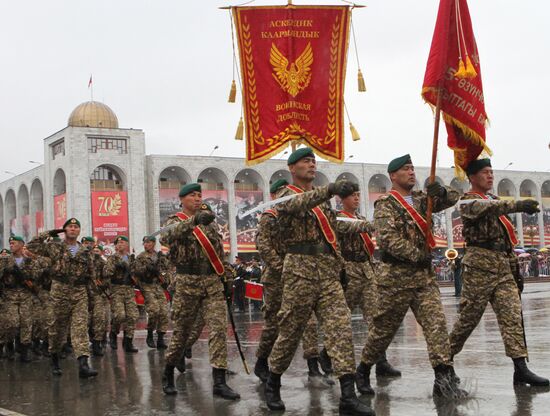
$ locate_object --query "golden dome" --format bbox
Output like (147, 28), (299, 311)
(68, 101), (119, 128)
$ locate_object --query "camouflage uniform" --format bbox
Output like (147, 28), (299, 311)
(450, 193), (527, 358)
(256, 208), (320, 361)
(89, 254), (109, 342)
(32, 256), (53, 343)
(131, 251), (170, 333)
(104, 253), (139, 338)
(161, 213), (229, 369)
(268, 185), (371, 378)
(361, 189), (458, 368)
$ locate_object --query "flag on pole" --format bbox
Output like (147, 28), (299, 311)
(422, 0), (490, 177)
(88, 75), (93, 88)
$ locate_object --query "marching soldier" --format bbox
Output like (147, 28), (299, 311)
(131, 236), (170, 350)
(336, 184), (401, 380)
(29, 218), (98, 378)
(356, 155), (464, 398)
(449, 158), (549, 386)
(265, 147), (374, 416)
(160, 183), (240, 400)
(104, 236), (139, 353)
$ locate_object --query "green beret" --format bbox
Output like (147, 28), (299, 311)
(0, 249), (11, 255)
(81, 236), (95, 243)
(142, 235), (156, 243)
(388, 154), (412, 173)
(63, 218), (81, 229)
(466, 158), (491, 176)
(287, 147), (315, 165)
(114, 235), (129, 244)
(199, 203), (213, 212)
(270, 179), (289, 194)
(95, 245), (104, 251)
(9, 236), (24, 243)
(179, 183), (201, 198)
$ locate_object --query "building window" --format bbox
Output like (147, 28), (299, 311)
(51, 139), (65, 159)
(88, 137), (128, 154)
(90, 166), (123, 191)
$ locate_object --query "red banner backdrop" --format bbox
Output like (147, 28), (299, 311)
(91, 191), (129, 247)
(158, 188), (181, 226)
(451, 208), (465, 248)
(21, 215), (31, 242)
(234, 6), (350, 164)
(202, 190), (230, 253)
(236, 190), (264, 253)
(53, 193), (67, 229)
(35, 211), (44, 235)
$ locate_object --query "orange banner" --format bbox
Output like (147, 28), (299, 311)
(54, 193), (67, 229)
(234, 5), (350, 164)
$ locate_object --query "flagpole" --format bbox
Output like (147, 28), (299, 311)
(425, 85), (442, 251)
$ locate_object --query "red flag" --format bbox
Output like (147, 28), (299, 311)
(245, 281), (263, 301)
(88, 75), (93, 88)
(422, 0), (490, 177)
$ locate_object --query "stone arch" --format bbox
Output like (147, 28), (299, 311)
(497, 178), (516, 198)
(5, 189), (16, 236)
(198, 167), (229, 191)
(17, 184), (30, 240)
(520, 179), (537, 199)
(313, 171), (329, 187)
(30, 179), (44, 234)
(0, 195), (4, 247)
(53, 168), (66, 196)
(90, 164), (126, 191)
(368, 174), (391, 219)
(198, 168), (230, 252)
(269, 170), (292, 186)
(520, 179), (539, 247)
(336, 172), (360, 184)
(158, 166), (192, 226)
(450, 177), (469, 194)
(234, 169), (265, 255)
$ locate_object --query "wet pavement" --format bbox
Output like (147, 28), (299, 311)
(1, 282), (550, 416)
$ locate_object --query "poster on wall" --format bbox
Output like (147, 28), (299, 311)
(235, 190), (264, 253)
(9, 218), (17, 236)
(451, 208), (464, 248)
(433, 212), (448, 247)
(159, 188), (180, 226)
(54, 193), (67, 229)
(21, 215), (31, 242)
(202, 189), (230, 253)
(91, 191), (129, 255)
(543, 197), (550, 246)
(35, 211), (44, 234)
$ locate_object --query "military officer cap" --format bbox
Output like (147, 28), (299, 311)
(9, 235), (24, 243)
(63, 218), (81, 229)
(287, 147), (315, 165)
(81, 236), (94, 243)
(114, 235), (129, 244)
(466, 158), (491, 176)
(0, 248), (11, 255)
(387, 154), (412, 173)
(179, 183), (201, 198)
(270, 179), (289, 194)
(142, 235), (156, 243)
(199, 202), (213, 212)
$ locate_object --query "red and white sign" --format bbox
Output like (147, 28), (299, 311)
(91, 191), (129, 246)
(54, 193), (67, 229)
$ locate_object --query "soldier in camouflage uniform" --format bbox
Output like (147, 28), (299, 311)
(104, 235), (139, 353)
(356, 155), (465, 398)
(265, 147), (374, 416)
(254, 178), (329, 385)
(28, 218), (98, 378)
(30, 254), (52, 357)
(0, 236), (42, 362)
(336, 184), (401, 378)
(160, 183), (239, 400)
(449, 158), (549, 386)
(131, 235), (170, 350)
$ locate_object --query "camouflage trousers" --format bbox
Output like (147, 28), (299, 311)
(361, 280), (451, 368)
(450, 249), (527, 358)
(111, 285), (139, 338)
(49, 282), (90, 357)
(142, 283), (169, 333)
(32, 290), (52, 341)
(1, 288), (34, 344)
(269, 253), (355, 378)
(343, 261), (377, 328)
(257, 269), (320, 360)
(165, 273), (228, 369)
(90, 293), (110, 341)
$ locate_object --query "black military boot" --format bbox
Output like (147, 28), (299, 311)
(109, 331), (118, 350)
(254, 356), (269, 382)
(20, 344), (32, 363)
(212, 368), (240, 400)
(162, 365), (177, 395)
(513, 357), (550, 386)
(265, 371), (285, 411)
(156, 332), (167, 349)
(6, 341), (15, 361)
(15, 335), (22, 354)
(375, 355), (401, 377)
(124, 337), (138, 353)
(51, 353), (62, 376)
(78, 355), (98, 378)
(356, 362), (374, 395)
(63, 340), (73, 355)
(176, 354), (186, 373)
(32, 338), (42, 356)
(307, 357), (324, 378)
(92, 340), (104, 357)
(146, 330), (156, 348)
(339, 373), (376, 416)
(185, 348), (192, 359)
(319, 347), (334, 375)
(433, 364), (468, 399)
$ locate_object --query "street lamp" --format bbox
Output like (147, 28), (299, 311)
(4, 171), (16, 176)
(279, 150), (289, 159)
(503, 162), (513, 170)
(208, 145), (219, 157)
(29, 160), (41, 165)
(346, 155), (354, 161)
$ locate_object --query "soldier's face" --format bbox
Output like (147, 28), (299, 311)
(82, 241), (93, 249)
(391, 164), (416, 190)
(469, 167), (493, 192)
(116, 240), (129, 253)
(342, 191), (361, 211)
(143, 241), (155, 252)
(180, 191), (202, 213)
(92, 248), (102, 255)
(289, 157), (316, 182)
(9, 240), (24, 253)
(64, 224), (81, 239)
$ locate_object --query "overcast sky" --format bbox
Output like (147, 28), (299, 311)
(0, 0), (548, 181)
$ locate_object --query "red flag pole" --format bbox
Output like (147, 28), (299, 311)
(425, 85), (442, 251)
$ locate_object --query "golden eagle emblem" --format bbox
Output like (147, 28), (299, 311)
(270, 42), (313, 97)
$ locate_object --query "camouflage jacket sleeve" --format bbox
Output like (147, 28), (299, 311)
(103, 255), (120, 279)
(158, 253), (171, 273)
(257, 213), (283, 272)
(374, 196), (427, 263)
(276, 186), (332, 216)
(159, 215), (195, 247)
(459, 193), (517, 220)
(21, 256), (45, 281)
(417, 186), (460, 213)
(131, 252), (149, 278)
(26, 231), (52, 255)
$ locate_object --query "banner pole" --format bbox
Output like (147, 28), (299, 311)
(425, 85), (442, 251)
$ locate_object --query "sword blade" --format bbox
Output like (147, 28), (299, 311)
(241, 193), (300, 217)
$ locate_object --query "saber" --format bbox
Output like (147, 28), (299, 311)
(241, 193), (301, 217)
(149, 222), (180, 238)
(336, 217), (362, 222)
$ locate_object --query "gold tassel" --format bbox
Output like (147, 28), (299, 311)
(357, 69), (366, 92)
(349, 123), (360, 141)
(228, 80), (237, 103)
(235, 117), (244, 140)
(455, 58), (467, 78)
(465, 56), (478, 78)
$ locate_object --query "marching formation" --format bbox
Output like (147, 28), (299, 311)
(0, 147), (548, 416)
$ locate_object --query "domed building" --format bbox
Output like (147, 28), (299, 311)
(68, 101), (119, 129)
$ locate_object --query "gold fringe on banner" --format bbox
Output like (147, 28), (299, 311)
(228, 80), (237, 103)
(464, 56), (478, 78)
(455, 58), (467, 78)
(235, 117), (244, 140)
(357, 69), (366, 92)
(349, 123), (360, 141)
